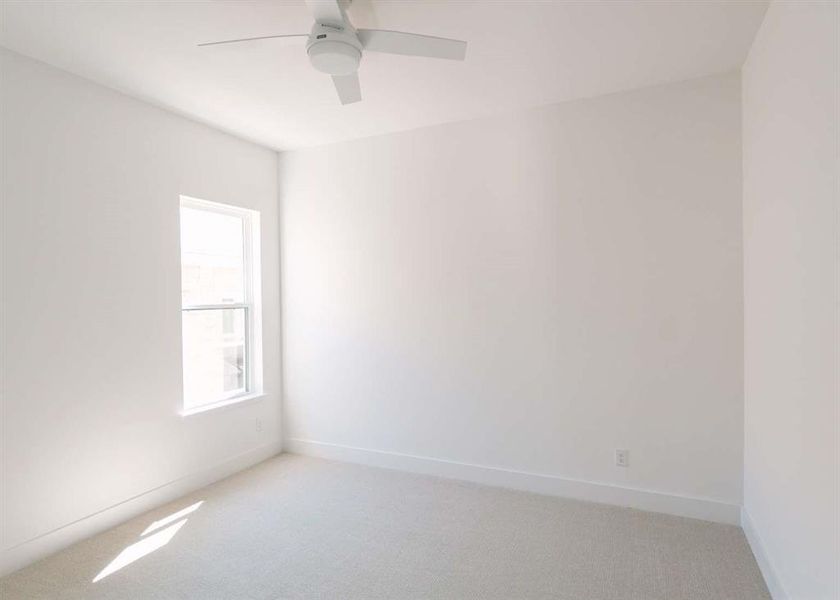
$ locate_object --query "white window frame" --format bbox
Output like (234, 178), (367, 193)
(179, 195), (263, 416)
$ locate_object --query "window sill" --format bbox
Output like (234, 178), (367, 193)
(180, 392), (266, 417)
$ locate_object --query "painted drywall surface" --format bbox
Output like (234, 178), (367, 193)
(742, 2), (839, 599)
(0, 1), (769, 150)
(280, 73), (744, 505)
(0, 49), (282, 554)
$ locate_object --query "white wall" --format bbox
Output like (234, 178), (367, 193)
(742, 2), (839, 599)
(0, 49), (282, 574)
(280, 73), (744, 518)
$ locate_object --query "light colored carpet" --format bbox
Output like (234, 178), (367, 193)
(2, 454), (770, 600)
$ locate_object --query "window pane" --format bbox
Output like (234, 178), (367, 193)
(180, 206), (245, 306)
(182, 308), (247, 408)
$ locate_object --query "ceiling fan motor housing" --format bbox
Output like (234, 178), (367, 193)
(306, 23), (362, 75)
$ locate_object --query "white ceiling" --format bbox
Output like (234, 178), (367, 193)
(0, 0), (768, 150)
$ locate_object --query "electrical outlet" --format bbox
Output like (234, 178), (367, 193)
(255, 418), (263, 433)
(615, 449), (629, 467)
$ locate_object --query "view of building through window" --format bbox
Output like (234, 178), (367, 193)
(180, 199), (258, 411)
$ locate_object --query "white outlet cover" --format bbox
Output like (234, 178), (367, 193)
(615, 449), (629, 467)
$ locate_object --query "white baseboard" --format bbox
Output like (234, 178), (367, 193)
(741, 507), (789, 600)
(0, 440), (282, 578)
(285, 438), (741, 525)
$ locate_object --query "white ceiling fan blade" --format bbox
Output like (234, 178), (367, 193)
(332, 73), (361, 104)
(198, 34), (308, 47)
(357, 29), (466, 60)
(305, 0), (347, 26)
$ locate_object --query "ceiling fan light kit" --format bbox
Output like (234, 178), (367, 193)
(306, 23), (363, 76)
(199, 0), (467, 105)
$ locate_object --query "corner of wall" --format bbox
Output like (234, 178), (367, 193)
(740, 507), (789, 600)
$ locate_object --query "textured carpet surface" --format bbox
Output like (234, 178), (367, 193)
(2, 454), (770, 599)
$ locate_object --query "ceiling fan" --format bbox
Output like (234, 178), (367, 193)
(198, 0), (467, 105)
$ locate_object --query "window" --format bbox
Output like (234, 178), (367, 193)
(179, 196), (262, 413)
